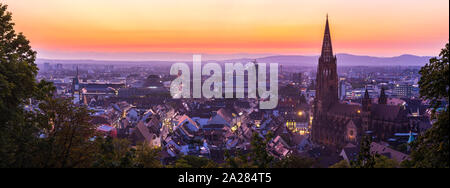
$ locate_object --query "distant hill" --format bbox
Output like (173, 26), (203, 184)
(251, 54), (431, 66)
(335, 53), (432, 66)
(36, 53), (432, 67)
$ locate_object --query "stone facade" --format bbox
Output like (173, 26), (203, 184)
(312, 17), (410, 148)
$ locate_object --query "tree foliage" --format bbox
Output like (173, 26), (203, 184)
(92, 137), (135, 168)
(329, 160), (350, 168)
(373, 155), (398, 168)
(408, 110), (449, 168)
(273, 154), (315, 168)
(34, 98), (100, 168)
(0, 4), (165, 168)
(0, 3), (54, 167)
(418, 43), (449, 110)
(250, 131), (274, 168)
(171, 155), (218, 168)
(351, 136), (376, 168)
(223, 150), (255, 168)
(349, 136), (400, 168)
(408, 43), (449, 168)
(133, 143), (163, 168)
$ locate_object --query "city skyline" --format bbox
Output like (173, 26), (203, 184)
(2, 0), (449, 60)
(1, 1), (448, 170)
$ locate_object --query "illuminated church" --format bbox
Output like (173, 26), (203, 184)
(311, 16), (411, 148)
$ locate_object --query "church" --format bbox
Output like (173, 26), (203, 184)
(311, 16), (411, 148)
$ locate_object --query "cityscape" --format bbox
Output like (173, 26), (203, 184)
(0, 0), (448, 170)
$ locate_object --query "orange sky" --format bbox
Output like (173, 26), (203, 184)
(2, 0), (449, 60)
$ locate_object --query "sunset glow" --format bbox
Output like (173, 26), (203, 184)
(3, 0), (449, 59)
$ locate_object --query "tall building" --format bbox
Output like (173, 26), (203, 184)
(378, 87), (387, 104)
(314, 15), (338, 115)
(393, 84), (413, 97)
(72, 66), (81, 104)
(339, 79), (347, 100)
(56, 63), (63, 70)
(292, 73), (303, 84)
(312, 16), (411, 148)
(43, 63), (51, 72)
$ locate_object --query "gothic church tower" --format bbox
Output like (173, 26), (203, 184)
(314, 15), (338, 114)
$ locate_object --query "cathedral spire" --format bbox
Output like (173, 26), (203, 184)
(362, 89), (371, 111)
(364, 89), (370, 99)
(312, 15), (339, 143)
(314, 16), (338, 113)
(378, 87), (387, 104)
(321, 14), (333, 58)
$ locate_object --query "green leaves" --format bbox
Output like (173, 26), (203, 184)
(408, 110), (449, 168)
(172, 155), (217, 168)
(407, 42), (449, 168)
(418, 43), (449, 111)
(352, 136), (376, 168)
(329, 160), (350, 168)
(250, 132), (274, 168)
(0, 3), (45, 168)
(273, 154), (315, 168)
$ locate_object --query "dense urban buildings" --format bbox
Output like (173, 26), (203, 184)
(30, 17), (438, 168)
(312, 17), (418, 151)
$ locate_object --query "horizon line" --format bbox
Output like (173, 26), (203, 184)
(35, 52), (434, 63)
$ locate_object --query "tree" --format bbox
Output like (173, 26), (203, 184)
(172, 155), (218, 168)
(250, 131), (274, 168)
(223, 150), (255, 168)
(418, 43), (449, 110)
(0, 3), (38, 117)
(273, 154), (315, 168)
(408, 43), (449, 168)
(92, 137), (136, 168)
(0, 3), (167, 168)
(133, 143), (163, 168)
(352, 136), (376, 168)
(329, 160), (350, 168)
(373, 155), (398, 168)
(33, 98), (100, 168)
(222, 132), (278, 168)
(350, 136), (400, 168)
(0, 3), (54, 167)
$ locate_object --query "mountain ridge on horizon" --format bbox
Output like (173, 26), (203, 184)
(36, 53), (433, 67)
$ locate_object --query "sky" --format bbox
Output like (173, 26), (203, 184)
(2, 0), (449, 60)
